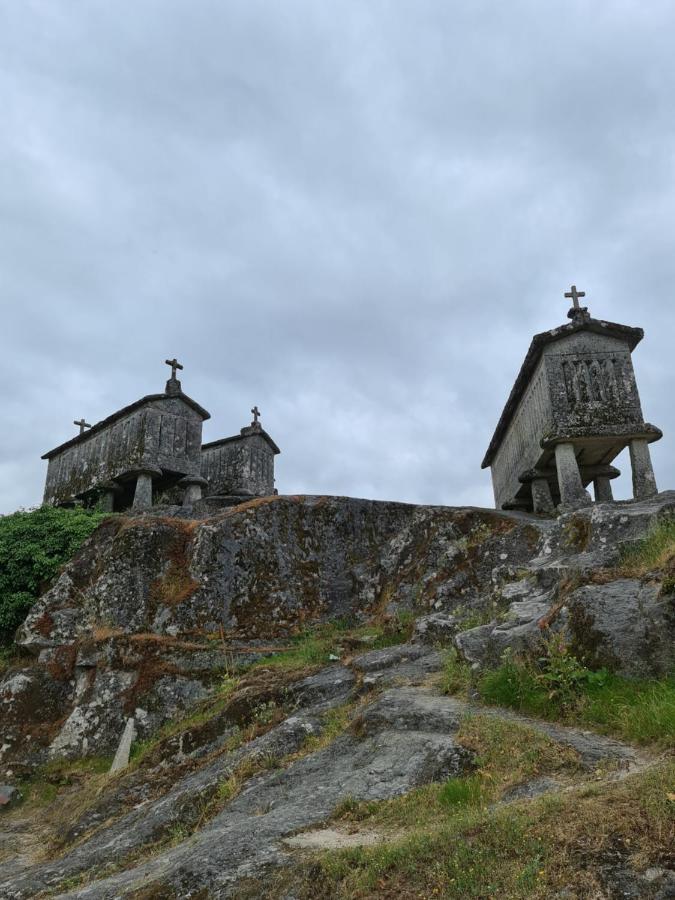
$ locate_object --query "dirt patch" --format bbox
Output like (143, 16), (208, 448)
(283, 827), (399, 850)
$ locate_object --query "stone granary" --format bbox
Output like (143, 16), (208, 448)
(481, 287), (662, 513)
(41, 360), (280, 511)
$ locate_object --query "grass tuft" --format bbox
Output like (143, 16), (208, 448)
(440, 647), (472, 697)
(618, 515), (675, 577)
(257, 615), (414, 671)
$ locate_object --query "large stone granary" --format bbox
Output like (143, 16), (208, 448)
(41, 360), (280, 511)
(482, 287), (662, 513)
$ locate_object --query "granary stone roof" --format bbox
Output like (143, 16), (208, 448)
(42, 390), (211, 460)
(481, 315), (644, 469)
(202, 424), (281, 455)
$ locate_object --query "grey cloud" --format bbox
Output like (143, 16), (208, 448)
(1, 0), (673, 514)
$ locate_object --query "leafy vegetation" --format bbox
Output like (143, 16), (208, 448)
(0, 506), (110, 644)
(478, 640), (675, 746)
(618, 514), (675, 577)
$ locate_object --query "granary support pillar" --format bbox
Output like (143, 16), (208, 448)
(554, 442), (591, 508)
(531, 477), (555, 514)
(629, 439), (658, 499)
(179, 475), (208, 506)
(99, 481), (120, 513)
(132, 468), (161, 510)
(593, 476), (614, 503)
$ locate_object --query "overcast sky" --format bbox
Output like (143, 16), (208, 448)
(1, 1), (673, 515)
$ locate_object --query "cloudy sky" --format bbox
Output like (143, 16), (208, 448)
(1, 1), (673, 515)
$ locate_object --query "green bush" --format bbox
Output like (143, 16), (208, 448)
(0, 506), (109, 644)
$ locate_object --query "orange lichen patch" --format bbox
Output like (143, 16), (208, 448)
(45, 644), (78, 682)
(121, 656), (181, 714)
(126, 633), (214, 651)
(116, 516), (200, 536)
(148, 526), (200, 607)
(150, 568), (199, 607)
(92, 625), (125, 642)
(33, 612), (55, 638)
(537, 602), (564, 631)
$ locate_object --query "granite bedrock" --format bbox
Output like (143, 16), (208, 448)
(1, 491), (673, 775)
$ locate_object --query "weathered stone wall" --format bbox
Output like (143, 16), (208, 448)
(543, 332), (643, 433)
(43, 397), (205, 506)
(491, 357), (552, 509)
(201, 432), (275, 496)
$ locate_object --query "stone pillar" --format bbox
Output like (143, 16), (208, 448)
(629, 438), (658, 499)
(593, 476), (614, 503)
(531, 477), (555, 514)
(132, 471), (156, 510)
(179, 475), (208, 506)
(554, 442), (591, 508)
(98, 481), (120, 513)
(99, 489), (116, 513)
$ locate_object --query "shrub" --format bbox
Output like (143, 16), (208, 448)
(0, 506), (109, 644)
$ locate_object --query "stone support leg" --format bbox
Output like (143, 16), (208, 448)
(554, 442), (591, 508)
(593, 476), (614, 503)
(99, 489), (116, 513)
(629, 439), (658, 499)
(179, 476), (208, 507)
(183, 483), (202, 504)
(531, 478), (555, 514)
(132, 472), (154, 510)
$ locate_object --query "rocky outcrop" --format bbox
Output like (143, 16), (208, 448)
(0, 492), (673, 899)
(455, 493), (675, 676)
(1, 492), (674, 775)
(0, 644), (656, 900)
(1, 496), (542, 771)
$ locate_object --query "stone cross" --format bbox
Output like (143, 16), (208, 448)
(564, 285), (586, 310)
(165, 358), (184, 380)
(251, 405), (261, 424)
(74, 418), (91, 435)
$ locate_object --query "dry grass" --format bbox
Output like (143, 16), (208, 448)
(268, 753), (673, 899)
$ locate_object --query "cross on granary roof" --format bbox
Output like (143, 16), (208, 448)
(564, 284), (586, 310)
(251, 405), (261, 424)
(165, 358), (184, 380)
(74, 418), (91, 435)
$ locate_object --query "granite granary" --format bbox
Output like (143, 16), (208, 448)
(41, 360), (280, 511)
(482, 287), (662, 513)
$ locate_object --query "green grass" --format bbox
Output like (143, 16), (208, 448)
(438, 775), (483, 808)
(17, 754), (113, 807)
(270, 753), (674, 899)
(440, 647), (473, 696)
(478, 655), (675, 746)
(330, 716), (580, 831)
(257, 615), (414, 671)
(618, 514), (675, 576)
